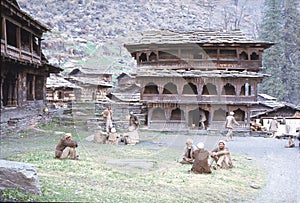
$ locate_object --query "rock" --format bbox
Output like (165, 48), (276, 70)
(0, 160), (41, 195)
(250, 183), (261, 189)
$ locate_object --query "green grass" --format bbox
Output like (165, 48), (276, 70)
(1, 123), (266, 202)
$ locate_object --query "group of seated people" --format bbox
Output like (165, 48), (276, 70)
(179, 139), (233, 174)
(93, 126), (140, 145)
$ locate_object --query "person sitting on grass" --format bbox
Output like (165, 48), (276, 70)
(179, 138), (197, 164)
(285, 135), (295, 148)
(55, 133), (78, 160)
(191, 142), (211, 174)
(107, 127), (120, 145)
(209, 140), (233, 170)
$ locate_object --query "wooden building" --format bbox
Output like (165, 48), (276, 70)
(66, 68), (112, 101)
(46, 73), (81, 105)
(124, 30), (274, 131)
(1, 0), (61, 132)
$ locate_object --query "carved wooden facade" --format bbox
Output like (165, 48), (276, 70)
(1, 0), (61, 110)
(124, 30), (274, 131)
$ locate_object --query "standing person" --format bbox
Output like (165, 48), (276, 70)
(199, 110), (206, 130)
(225, 111), (240, 141)
(102, 105), (113, 133)
(268, 117), (279, 138)
(209, 140), (233, 170)
(129, 111), (139, 130)
(179, 138), (197, 164)
(55, 133), (78, 160)
(191, 142), (211, 174)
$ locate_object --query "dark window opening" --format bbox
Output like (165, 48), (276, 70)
(35, 76), (44, 100)
(213, 108), (226, 121)
(163, 82), (178, 94)
(239, 51), (248, 60)
(21, 29), (31, 52)
(6, 21), (17, 47)
(240, 83), (252, 96)
(58, 91), (63, 99)
(139, 53), (147, 62)
(204, 49), (217, 59)
(220, 50), (237, 59)
(1, 17), (4, 40)
(149, 52), (157, 61)
(221, 83), (236, 95)
(182, 82), (197, 94)
(152, 108), (166, 120)
(170, 108), (184, 120)
(250, 52), (259, 60)
(2, 72), (17, 107)
(27, 74), (34, 100)
(144, 83), (159, 94)
(234, 108), (245, 121)
(188, 108), (208, 128)
(202, 83), (217, 95)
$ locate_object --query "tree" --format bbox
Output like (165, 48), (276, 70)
(259, 0), (300, 105)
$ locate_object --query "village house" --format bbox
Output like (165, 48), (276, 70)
(124, 30), (274, 133)
(66, 68), (112, 102)
(1, 0), (61, 133)
(46, 73), (81, 108)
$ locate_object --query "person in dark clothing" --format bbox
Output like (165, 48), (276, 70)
(129, 112), (139, 130)
(191, 142), (211, 174)
(55, 133), (78, 160)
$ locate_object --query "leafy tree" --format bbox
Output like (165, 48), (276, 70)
(259, 0), (300, 105)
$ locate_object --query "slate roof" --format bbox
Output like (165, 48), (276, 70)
(124, 30), (274, 47)
(69, 76), (112, 87)
(46, 74), (81, 89)
(136, 68), (268, 78)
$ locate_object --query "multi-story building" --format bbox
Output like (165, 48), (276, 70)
(124, 30), (274, 132)
(1, 0), (61, 132)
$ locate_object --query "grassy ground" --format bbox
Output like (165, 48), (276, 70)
(0, 122), (266, 202)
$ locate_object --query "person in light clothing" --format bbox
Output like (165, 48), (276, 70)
(225, 111), (240, 141)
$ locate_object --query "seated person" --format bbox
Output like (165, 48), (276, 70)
(93, 126), (108, 144)
(107, 127), (120, 145)
(122, 126), (139, 145)
(285, 135), (295, 148)
(210, 140), (233, 170)
(179, 138), (197, 164)
(55, 133), (78, 160)
(191, 142), (211, 174)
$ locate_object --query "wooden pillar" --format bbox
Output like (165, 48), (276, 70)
(38, 38), (42, 58)
(32, 75), (36, 100)
(16, 26), (21, 54)
(0, 76), (4, 108)
(2, 17), (7, 50)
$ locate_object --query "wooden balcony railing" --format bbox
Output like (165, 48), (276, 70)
(139, 59), (261, 71)
(142, 94), (257, 104)
(1, 40), (41, 64)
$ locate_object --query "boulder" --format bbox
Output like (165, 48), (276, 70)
(0, 160), (41, 195)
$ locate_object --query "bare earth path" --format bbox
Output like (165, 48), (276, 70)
(0, 130), (299, 202)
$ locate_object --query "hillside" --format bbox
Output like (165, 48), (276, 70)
(18, 0), (264, 75)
